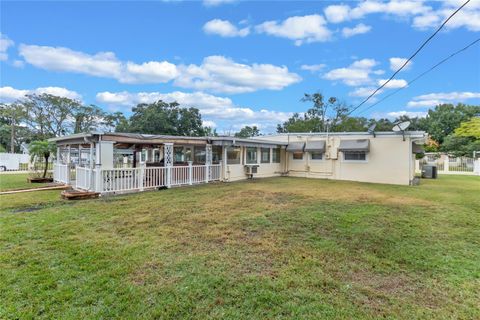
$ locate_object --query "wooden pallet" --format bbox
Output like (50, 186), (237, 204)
(61, 190), (100, 200)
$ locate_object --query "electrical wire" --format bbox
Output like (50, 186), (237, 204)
(356, 37), (480, 116)
(347, 0), (472, 116)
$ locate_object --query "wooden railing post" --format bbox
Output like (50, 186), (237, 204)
(188, 161), (193, 185)
(139, 164), (145, 191)
(444, 155), (450, 173)
(164, 143), (173, 188)
(205, 144), (212, 183)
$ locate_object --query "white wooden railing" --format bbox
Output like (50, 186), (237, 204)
(84, 164), (222, 194)
(76, 167), (95, 190)
(53, 163), (69, 184)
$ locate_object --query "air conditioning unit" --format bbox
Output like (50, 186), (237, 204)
(244, 165), (259, 179)
(421, 165), (438, 179)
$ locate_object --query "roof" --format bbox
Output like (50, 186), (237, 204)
(257, 131), (427, 139)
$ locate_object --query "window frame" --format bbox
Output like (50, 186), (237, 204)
(260, 148), (270, 163)
(342, 151), (368, 162)
(272, 148), (281, 163)
(246, 147), (258, 164)
(292, 152), (304, 160)
(226, 146), (241, 165)
(310, 151), (323, 160)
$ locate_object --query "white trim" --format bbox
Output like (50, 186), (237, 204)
(341, 151), (369, 163)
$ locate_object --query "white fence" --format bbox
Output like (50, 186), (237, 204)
(73, 164), (222, 194)
(53, 163), (70, 184)
(416, 153), (480, 176)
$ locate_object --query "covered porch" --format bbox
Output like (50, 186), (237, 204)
(51, 133), (222, 195)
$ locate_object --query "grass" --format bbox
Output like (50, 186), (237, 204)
(0, 173), (51, 192)
(0, 175), (479, 319)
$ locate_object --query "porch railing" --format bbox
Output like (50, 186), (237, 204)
(415, 154), (480, 175)
(74, 163), (222, 194)
(53, 163), (70, 184)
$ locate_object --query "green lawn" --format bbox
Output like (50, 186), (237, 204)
(1, 175), (479, 319)
(0, 173), (50, 192)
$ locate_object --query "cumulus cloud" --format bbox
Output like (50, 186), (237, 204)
(377, 78), (408, 89)
(413, 0), (480, 31)
(255, 14), (332, 46)
(324, 4), (351, 23)
(203, 19), (249, 37)
(341, 23), (371, 38)
(349, 86), (383, 98)
(0, 33), (14, 61)
(407, 91), (480, 108)
(389, 57), (412, 71)
(174, 55), (301, 94)
(18, 44), (178, 84)
(323, 58), (379, 86)
(386, 111), (427, 118)
(0, 86), (82, 103)
(300, 64), (326, 72)
(18, 44), (300, 94)
(96, 90), (292, 132)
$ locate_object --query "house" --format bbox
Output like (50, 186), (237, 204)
(49, 131), (426, 194)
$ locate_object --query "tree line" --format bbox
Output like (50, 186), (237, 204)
(1, 92), (479, 157)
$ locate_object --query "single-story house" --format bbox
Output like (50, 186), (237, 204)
(49, 131), (426, 194)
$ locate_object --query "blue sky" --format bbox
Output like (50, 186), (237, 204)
(1, 0), (479, 133)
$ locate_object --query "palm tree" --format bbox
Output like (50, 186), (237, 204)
(29, 140), (56, 179)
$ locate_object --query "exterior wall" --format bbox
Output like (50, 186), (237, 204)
(257, 134), (415, 185)
(224, 146), (285, 181)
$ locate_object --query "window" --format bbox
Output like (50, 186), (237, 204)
(227, 146), (241, 164)
(343, 151), (367, 161)
(293, 152), (303, 160)
(246, 147), (258, 164)
(272, 148), (281, 163)
(193, 146), (205, 163)
(185, 147), (193, 162)
(310, 152), (323, 160)
(174, 147), (184, 163)
(212, 146), (222, 164)
(261, 148), (270, 163)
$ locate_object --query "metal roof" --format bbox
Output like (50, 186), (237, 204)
(304, 140), (326, 152)
(338, 139), (370, 152)
(286, 142), (305, 152)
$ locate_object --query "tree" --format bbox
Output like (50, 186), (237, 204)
(277, 93), (350, 133)
(73, 104), (108, 134)
(29, 140), (56, 178)
(104, 112), (128, 132)
(22, 94), (82, 139)
(0, 103), (27, 153)
(454, 117), (480, 138)
(118, 100), (207, 136)
(235, 126), (260, 138)
(423, 103), (480, 144)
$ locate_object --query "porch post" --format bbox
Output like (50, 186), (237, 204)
(205, 144), (212, 183)
(89, 143), (95, 191)
(188, 161), (193, 185)
(222, 146), (228, 181)
(164, 143), (173, 188)
(474, 159), (480, 176)
(66, 145), (71, 185)
(56, 146), (60, 164)
(94, 142), (102, 193)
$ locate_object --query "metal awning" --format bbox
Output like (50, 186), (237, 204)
(286, 142), (305, 152)
(304, 140), (326, 152)
(338, 139), (370, 152)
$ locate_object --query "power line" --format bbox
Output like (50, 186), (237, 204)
(347, 0), (471, 116)
(357, 37), (480, 116)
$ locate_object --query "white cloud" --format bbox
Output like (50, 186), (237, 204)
(324, 5), (351, 23)
(413, 1), (480, 31)
(174, 55), (301, 94)
(255, 14), (332, 46)
(349, 86), (383, 98)
(96, 90), (292, 132)
(407, 91), (480, 108)
(19, 44), (300, 94)
(203, 19), (250, 37)
(0, 86), (82, 103)
(203, 0), (235, 7)
(377, 78), (408, 89)
(389, 57), (412, 71)
(387, 111), (427, 118)
(202, 120), (217, 128)
(0, 33), (14, 61)
(18, 44), (178, 84)
(300, 64), (326, 72)
(323, 58), (379, 86)
(341, 23), (371, 38)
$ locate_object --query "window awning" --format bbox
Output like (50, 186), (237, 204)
(304, 140), (326, 152)
(286, 142), (305, 152)
(338, 139), (370, 152)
